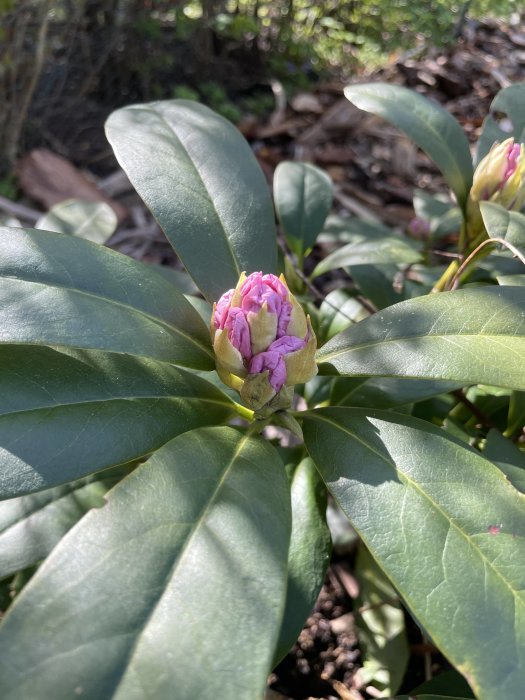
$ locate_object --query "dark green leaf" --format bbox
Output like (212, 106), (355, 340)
(317, 290), (369, 343)
(274, 161), (333, 258)
(151, 265), (199, 295)
(476, 84), (525, 163)
(408, 669), (475, 697)
(344, 83), (473, 208)
(0, 427), (291, 700)
(106, 100), (277, 301)
(303, 407), (525, 700)
(0, 345), (234, 498)
(480, 202), (525, 248)
(484, 429), (525, 494)
(349, 264), (405, 309)
(311, 236), (422, 278)
(0, 466), (131, 579)
(506, 390), (525, 439)
(274, 457), (331, 664)
(318, 215), (393, 245)
(0, 226), (214, 369)
(317, 286), (525, 390)
(413, 189), (454, 222)
(331, 376), (463, 409)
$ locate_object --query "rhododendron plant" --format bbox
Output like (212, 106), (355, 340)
(0, 86), (523, 700)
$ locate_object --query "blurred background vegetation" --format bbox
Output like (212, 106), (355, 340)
(0, 0), (522, 183)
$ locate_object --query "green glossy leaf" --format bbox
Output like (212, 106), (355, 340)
(106, 100), (277, 301)
(413, 189), (453, 222)
(484, 429), (525, 494)
(477, 84), (525, 163)
(498, 274), (525, 286)
(354, 543), (409, 697)
(152, 265), (199, 295)
(0, 345), (234, 498)
(317, 289), (369, 343)
(317, 286), (525, 390)
(331, 376), (463, 409)
(506, 390), (525, 439)
(0, 226), (214, 369)
(0, 465), (131, 579)
(318, 215), (393, 245)
(311, 236), (422, 278)
(274, 161), (333, 258)
(303, 407), (525, 700)
(0, 427), (291, 700)
(480, 202), (525, 248)
(36, 199), (117, 244)
(344, 83), (473, 208)
(349, 264), (405, 309)
(274, 457), (331, 664)
(408, 669), (475, 697)
(412, 191), (463, 241)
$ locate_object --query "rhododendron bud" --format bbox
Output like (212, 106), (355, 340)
(467, 138), (525, 235)
(211, 271), (317, 412)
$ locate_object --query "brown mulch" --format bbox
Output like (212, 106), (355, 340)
(270, 566), (360, 700)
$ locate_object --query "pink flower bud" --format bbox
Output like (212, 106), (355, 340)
(467, 138), (525, 237)
(211, 271), (317, 411)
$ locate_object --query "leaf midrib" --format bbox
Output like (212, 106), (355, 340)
(0, 275), (214, 360)
(307, 411), (525, 610)
(109, 433), (251, 696)
(0, 394), (232, 419)
(318, 331), (525, 363)
(131, 106), (242, 280)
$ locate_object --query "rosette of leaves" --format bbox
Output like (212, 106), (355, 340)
(0, 95), (524, 700)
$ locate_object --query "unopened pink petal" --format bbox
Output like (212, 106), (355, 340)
(225, 307), (251, 359)
(268, 335), (306, 354)
(240, 271), (289, 317)
(214, 289), (234, 329)
(276, 301), (292, 337)
(503, 143), (522, 183)
(249, 350), (286, 391)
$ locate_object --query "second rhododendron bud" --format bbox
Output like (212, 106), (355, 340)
(467, 138), (525, 236)
(211, 271), (317, 412)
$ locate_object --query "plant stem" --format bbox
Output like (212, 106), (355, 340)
(232, 402), (255, 422)
(450, 237), (525, 290)
(432, 258), (461, 292)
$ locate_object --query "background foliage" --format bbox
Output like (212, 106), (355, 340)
(0, 0), (522, 178)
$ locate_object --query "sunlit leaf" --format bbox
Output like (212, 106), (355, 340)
(0, 466), (131, 579)
(0, 346), (233, 499)
(0, 226), (214, 369)
(36, 199), (117, 244)
(354, 543), (409, 697)
(304, 407), (525, 700)
(317, 286), (525, 391)
(106, 100), (277, 301)
(0, 427), (291, 700)
(311, 236), (422, 278)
